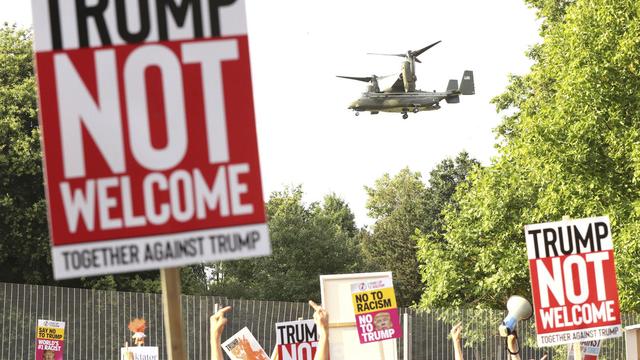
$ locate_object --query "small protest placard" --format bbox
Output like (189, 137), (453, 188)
(567, 340), (600, 360)
(275, 319), (319, 360)
(36, 320), (65, 360)
(120, 346), (159, 360)
(525, 216), (622, 347)
(222, 327), (270, 360)
(351, 278), (402, 344)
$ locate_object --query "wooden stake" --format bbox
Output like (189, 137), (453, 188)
(573, 342), (583, 359)
(161, 267), (186, 360)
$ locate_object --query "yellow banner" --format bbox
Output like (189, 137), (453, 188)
(352, 287), (397, 314)
(37, 326), (65, 340)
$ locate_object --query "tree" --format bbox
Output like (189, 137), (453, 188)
(210, 186), (359, 301)
(418, 0), (640, 312)
(423, 152), (480, 241)
(361, 168), (429, 306)
(362, 154), (479, 306)
(0, 24), (52, 285)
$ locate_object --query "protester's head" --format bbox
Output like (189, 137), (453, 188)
(373, 312), (392, 330)
(42, 350), (55, 360)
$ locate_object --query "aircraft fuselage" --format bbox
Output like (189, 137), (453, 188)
(349, 91), (448, 113)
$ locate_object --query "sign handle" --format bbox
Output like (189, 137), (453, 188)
(161, 267), (186, 360)
(573, 342), (583, 359)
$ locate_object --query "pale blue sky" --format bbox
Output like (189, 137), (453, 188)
(2, 0), (540, 226)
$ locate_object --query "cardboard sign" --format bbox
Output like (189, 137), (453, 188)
(320, 272), (397, 360)
(275, 319), (319, 360)
(351, 278), (402, 344)
(31, 0), (270, 279)
(525, 216), (622, 347)
(222, 327), (270, 360)
(120, 346), (159, 360)
(567, 340), (600, 360)
(36, 320), (65, 360)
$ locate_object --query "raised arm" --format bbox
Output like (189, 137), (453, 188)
(507, 332), (522, 360)
(309, 300), (330, 360)
(450, 322), (464, 360)
(210, 306), (232, 360)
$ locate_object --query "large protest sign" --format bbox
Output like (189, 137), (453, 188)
(30, 0), (270, 279)
(320, 272), (398, 360)
(525, 216), (622, 347)
(36, 320), (65, 360)
(275, 319), (319, 360)
(351, 278), (401, 344)
(222, 327), (270, 360)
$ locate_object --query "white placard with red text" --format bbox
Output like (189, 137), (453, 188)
(525, 216), (622, 347)
(31, 0), (270, 279)
(275, 319), (319, 360)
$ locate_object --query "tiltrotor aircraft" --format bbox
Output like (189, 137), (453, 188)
(338, 41), (475, 119)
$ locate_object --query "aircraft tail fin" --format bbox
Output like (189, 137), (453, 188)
(446, 78), (460, 103)
(447, 79), (459, 92)
(459, 70), (475, 95)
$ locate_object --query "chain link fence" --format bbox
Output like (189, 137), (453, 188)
(0, 282), (636, 359)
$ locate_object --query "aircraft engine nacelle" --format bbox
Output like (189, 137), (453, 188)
(402, 61), (415, 92)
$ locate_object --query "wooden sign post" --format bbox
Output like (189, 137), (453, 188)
(162, 268), (186, 360)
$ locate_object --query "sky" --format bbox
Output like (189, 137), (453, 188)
(1, 0), (541, 227)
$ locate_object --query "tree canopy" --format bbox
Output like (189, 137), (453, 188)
(209, 186), (360, 301)
(418, 0), (640, 311)
(0, 25), (51, 285)
(361, 153), (478, 306)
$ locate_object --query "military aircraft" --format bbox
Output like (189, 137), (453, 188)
(338, 41), (475, 119)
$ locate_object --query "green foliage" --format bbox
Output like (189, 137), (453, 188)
(361, 168), (428, 306)
(418, 0), (640, 312)
(362, 154), (479, 307)
(210, 186), (360, 301)
(0, 24), (52, 285)
(424, 152), (481, 241)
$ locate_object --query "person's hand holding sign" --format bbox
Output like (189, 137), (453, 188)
(309, 300), (329, 360)
(210, 306), (232, 360)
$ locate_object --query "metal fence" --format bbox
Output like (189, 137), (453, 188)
(0, 282), (636, 359)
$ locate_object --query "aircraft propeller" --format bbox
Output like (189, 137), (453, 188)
(336, 74), (396, 83)
(367, 40), (441, 63)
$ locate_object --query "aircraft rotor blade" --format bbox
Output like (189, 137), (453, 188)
(336, 75), (373, 82)
(367, 52), (406, 58)
(376, 73), (398, 80)
(412, 40), (442, 58)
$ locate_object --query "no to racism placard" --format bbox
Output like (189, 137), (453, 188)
(31, 0), (270, 279)
(351, 278), (402, 344)
(36, 320), (65, 360)
(525, 216), (622, 347)
(275, 319), (319, 360)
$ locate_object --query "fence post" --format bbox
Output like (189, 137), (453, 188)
(403, 311), (411, 360)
